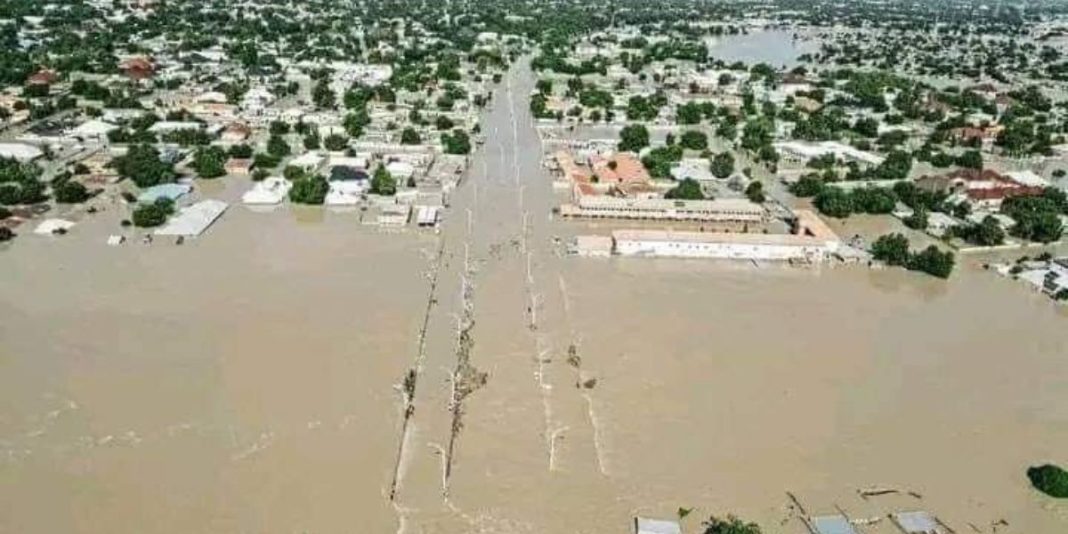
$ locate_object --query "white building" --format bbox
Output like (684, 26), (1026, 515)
(0, 142), (44, 162)
(242, 177), (292, 205)
(612, 210), (840, 262)
(774, 141), (884, 166)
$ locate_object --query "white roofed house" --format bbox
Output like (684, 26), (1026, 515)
(0, 142), (44, 163)
(67, 120), (119, 142)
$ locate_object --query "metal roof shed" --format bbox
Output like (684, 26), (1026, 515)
(812, 515), (858, 534)
(634, 517), (682, 534)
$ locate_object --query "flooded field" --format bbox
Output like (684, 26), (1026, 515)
(707, 30), (815, 68)
(2, 61), (1068, 534)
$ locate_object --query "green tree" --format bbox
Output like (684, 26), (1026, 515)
(904, 207), (928, 230)
(710, 152), (735, 179)
(871, 233), (911, 266)
(679, 130), (708, 151)
(312, 80), (336, 109)
(702, 515), (762, 534)
(114, 144), (175, 188)
(441, 129), (471, 155)
(1028, 464), (1068, 498)
(400, 127), (421, 145)
(192, 146), (227, 178)
(304, 132), (321, 150)
(909, 245), (955, 278)
(745, 181), (765, 203)
(289, 174), (329, 204)
(814, 187), (854, 218)
(267, 135), (291, 158)
(323, 133), (349, 151)
(132, 198), (175, 227)
(618, 124), (650, 152)
(54, 180), (89, 203)
(371, 165), (397, 196)
(665, 178), (705, 200)
(956, 150), (983, 169)
(790, 174), (825, 197)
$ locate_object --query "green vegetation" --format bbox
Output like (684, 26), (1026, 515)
(872, 233), (955, 278)
(53, 180), (90, 204)
(702, 515), (762, 534)
(1001, 191), (1066, 243)
(665, 178), (704, 200)
(113, 145), (175, 188)
(400, 127), (422, 145)
(132, 198), (175, 228)
(289, 174), (329, 204)
(710, 152), (734, 179)
(441, 129), (472, 155)
(641, 145), (683, 179)
(192, 146), (227, 178)
(618, 124), (650, 153)
(371, 165), (397, 196)
(745, 181), (765, 204)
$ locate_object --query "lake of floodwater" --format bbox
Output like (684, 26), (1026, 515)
(707, 29), (814, 68)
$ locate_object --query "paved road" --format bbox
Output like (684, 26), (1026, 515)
(388, 59), (607, 533)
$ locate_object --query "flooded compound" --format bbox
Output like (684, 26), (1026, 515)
(3, 62), (1068, 534)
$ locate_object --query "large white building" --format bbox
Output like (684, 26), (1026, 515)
(612, 210), (840, 262)
(561, 195), (766, 224)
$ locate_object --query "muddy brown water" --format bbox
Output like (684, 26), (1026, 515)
(2, 62), (1068, 534)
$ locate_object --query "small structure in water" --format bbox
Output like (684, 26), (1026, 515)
(811, 515), (858, 534)
(891, 511), (948, 534)
(634, 517), (682, 534)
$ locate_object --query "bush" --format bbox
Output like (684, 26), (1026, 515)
(289, 175), (329, 204)
(702, 515), (762, 534)
(132, 198), (175, 227)
(872, 233), (911, 266)
(909, 245), (955, 278)
(665, 178), (705, 200)
(1027, 464), (1068, 498)
(54, 180), (90, 203)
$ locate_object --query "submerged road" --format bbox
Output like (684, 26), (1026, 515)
(389, 59), (611, 532)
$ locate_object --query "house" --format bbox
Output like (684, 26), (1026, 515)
(589, 152), (650, 186)
(634, 517), (682, 534)
(220, 122), (252, 144)
(120, 56), (155, 80)
(916, 168), (1045, 208)
(0, 142), (44, 162)
(225, 158), (253, 176)
(890, 511), (948, 534)
(242, 177), (291, 205)
(26, 68), (58, 86)
(68, 119), (119, 141)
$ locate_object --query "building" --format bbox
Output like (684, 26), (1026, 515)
(242, 177), (292, 205)
(0, 142), (44, 163)
(225, 158), (253, 176)
(561, 193), (766, 225)
(916, 168), (1045, 208)
(774, 141), (884, 167)
(890, 511), (948, 534)
(120, 56), (155, 80)
(612, 210), (840, 262)
(634, 517), (682, 534)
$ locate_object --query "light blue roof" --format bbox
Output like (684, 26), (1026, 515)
(812, 515), (857, 534)
(138, 183), (192, 203)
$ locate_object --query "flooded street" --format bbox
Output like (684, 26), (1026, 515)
(2, 61), (1068, 534)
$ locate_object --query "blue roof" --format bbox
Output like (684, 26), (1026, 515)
(812, 516), (857, 534)
(138, 183), (192, 203)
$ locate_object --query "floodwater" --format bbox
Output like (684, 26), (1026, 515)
(707, 30), (814, 68)
(3, 61), (1068, 534)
